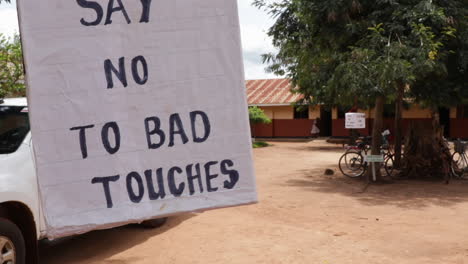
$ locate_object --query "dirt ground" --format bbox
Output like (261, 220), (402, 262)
(39, 140), (468, 264)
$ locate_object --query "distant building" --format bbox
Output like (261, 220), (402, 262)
(246, 79), (467, 139)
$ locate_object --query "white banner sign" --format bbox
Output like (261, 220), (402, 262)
(18, 0), (257, 238)
(364, 155), (384, 163)
(345, 113), (366, 129)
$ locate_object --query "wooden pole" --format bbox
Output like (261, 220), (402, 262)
(367, 95), (385, 181)
(394, 83), (404, 168)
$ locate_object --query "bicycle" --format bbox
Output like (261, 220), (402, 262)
(339, 132), (396, 179)
(343, 131), (390, 156)
(340, 136), (371, 177)
(339, 143), (395, 179)
(343, 136), (372, 155)
(452, 139), (468, 178)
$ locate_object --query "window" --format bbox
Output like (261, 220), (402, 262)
(294, 106), (309, 119)
(0, 106), (30, 154)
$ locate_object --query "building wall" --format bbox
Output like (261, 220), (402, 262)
(368, 105), (443, 119)
(331, 105), (468, 138)
(252, 105), (319, 137)
(253, 106), (274, 137)
(332, 108), (338, 119)
(258, 106), (294, 119)
(253, 104), (468, 139)
(259, 107), (274, 119)
(451, 119), (468, 139)
(259, 105), (322, 120)
(309, 106), (321, 119)
(332, 107), (372, 137)
(331, 105), (434, 137)
(402, 105), (432, 119)
(274, 106), (294, 119)
(332, 119), (370, 137)
(450, 107), (457, 119)
(451, 106), (468, 139)
(274, 120), (314, 137)
(367, 106), (430, 119)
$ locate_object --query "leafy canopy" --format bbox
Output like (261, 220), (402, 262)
(0, 34), (25, 98)
(249, 106), (272, 125)
(0, 0), (23, 98)
(254, 0), (467, 109)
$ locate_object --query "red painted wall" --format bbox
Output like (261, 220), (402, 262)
(450, 119), (468, 139)
(332, 118), (433, 138)
(252, 117), (465, 138)
(251, 119), (314, 137)
(251, 122), (273, 138)
(332, 119), (370, 137)
(274, 119), (314, 137)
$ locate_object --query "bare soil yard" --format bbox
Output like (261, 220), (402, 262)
(40, 140), (468, 264)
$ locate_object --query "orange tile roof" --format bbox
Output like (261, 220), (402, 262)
(246, 79), (303, 105)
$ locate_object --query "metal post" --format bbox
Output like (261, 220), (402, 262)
(372, 162), (376, 182)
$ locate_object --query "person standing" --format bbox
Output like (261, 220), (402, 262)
(311, 118), (320, 138)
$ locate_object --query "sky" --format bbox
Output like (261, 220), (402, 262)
(0, 0), (277, 80)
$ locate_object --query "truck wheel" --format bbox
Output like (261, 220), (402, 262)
(0, 218), (25, 264)
(140, 217), (167, 229)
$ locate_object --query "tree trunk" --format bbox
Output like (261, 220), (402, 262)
(432, 109), (440, 130)
(367, 95), (385, 182)
(349, 97), (359, 145)
(394, 83), (404, 168)
(401, 110), (452, 180)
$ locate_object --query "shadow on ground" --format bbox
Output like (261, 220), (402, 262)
(290, 145), (345, 153)
(286, 166), (468, 209)
(39, 213), (197, 264)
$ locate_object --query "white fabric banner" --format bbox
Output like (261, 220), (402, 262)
(18, 0), (257, 238)
(345, 113), (366, 129)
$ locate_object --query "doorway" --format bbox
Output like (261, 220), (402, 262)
(320, 107), (332, 137)
(439, 107), (450, 138)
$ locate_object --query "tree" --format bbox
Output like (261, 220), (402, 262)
(0, 33), (25, 98)
(249, 106), (272, 140)
(402, 3), (468, 179)
(255, 0), (467, 180)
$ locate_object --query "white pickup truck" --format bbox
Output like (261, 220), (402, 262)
(0, 97), (166, 264)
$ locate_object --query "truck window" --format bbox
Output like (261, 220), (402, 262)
(0, 106), (30, 154)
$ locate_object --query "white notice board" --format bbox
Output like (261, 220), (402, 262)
(345, 113), (366, 129)
(18, 0), (257, 238)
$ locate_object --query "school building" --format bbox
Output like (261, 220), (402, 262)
(246, 79), (468, 139)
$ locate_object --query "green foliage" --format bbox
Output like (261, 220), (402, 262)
(409, 2), (468, 108)
(0, 34), (25, 98)
(254, 0), (468, 109)
(249, 106), (272, 125)
(252, 141), (270, 148)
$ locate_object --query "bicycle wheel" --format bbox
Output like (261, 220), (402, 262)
(448, 160), (456, 183)
(383, 156), (397, 179)
(344, 151), (365, 170)
(452, 152), (468, 178)
(339, 151), (365, 178)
